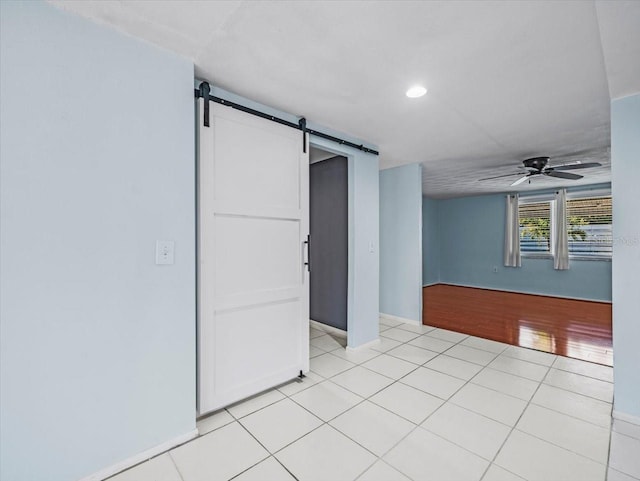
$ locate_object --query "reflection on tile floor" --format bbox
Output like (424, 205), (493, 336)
(110, 320), (639, 481)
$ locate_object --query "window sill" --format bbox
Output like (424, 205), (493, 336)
(521, 253), (612, 262)
(569, 255), (612, 262)
(521, 253), (553, 260)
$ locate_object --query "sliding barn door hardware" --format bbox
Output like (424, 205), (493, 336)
(299, 117), (307, 153)
(303, 235), (311, 272)
(198, 82), (211, 127)
(195, 81), (379, 155)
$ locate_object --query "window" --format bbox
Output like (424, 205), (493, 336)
(519, 199), (553, 255)
(566, 196), (612, 258)
(517, 191), (612, 260)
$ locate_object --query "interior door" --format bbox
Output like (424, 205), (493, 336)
(197, 98), (309, 415)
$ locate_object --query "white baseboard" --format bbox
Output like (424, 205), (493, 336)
(346, 337), (381, 352)
(310, 319), (347, 339)
(80, 428), (198, 481)
(613, 410), (640, 426)
(379, 312), (421, 326)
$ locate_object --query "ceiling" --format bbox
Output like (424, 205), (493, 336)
(50, 1), (640, 198)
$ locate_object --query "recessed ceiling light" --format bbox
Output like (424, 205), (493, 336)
(406, 85), (427, 98)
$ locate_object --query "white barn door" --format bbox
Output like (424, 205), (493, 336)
(197, 98), (309, 415)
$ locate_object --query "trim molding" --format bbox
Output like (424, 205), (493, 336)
(346, 337), (380, 352)
(424, 282), (612, 304)
(379, 313), (421, 326)
(422, 282), (439, 287)
(613, 410), (640, 426)
(310, 319), (347, 339)
(80, 429), (198, 481)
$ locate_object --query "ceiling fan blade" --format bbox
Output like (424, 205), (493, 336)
(551, 162), (602, 171)
(510, 175), (530, 186)
(545, 171), (583, 180)
(478, 172), (523, 181)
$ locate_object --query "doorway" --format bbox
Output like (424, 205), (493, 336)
(309, 147), (348, 332)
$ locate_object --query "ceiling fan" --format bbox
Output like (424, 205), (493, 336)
(479, 157), (602, 186)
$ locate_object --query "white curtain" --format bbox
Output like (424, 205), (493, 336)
(553, 189), (570, 270)
(504, 194), (521, 267)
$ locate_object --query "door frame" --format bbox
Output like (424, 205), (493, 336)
(309, 140), (355, 347)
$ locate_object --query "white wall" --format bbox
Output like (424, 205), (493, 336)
(0, 2), (196, 480)
(611, 93), (640, 421)
(380, 164), (423, 322)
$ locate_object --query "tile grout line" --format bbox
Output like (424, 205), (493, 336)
(167, 451), (186, 481)
(285, 327), (474, 480)
(312, 328), (502, 479)
(231, 420), (299, 481)
(360, 329), (512, 480)
(309, 327), (606, 479)
(210, 327), (613, 481)
(310, 331), (606, 477)
(377, 328), (539, 480)
(477, 364), (551, 481)
(215, 327), (614, 480)
(478, 360), (614, 480)
(112, 324), (615, 481)
(379, 329), (614, 480)
(300, 328), (614, 480)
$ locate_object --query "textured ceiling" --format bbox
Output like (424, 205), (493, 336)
(423, 146), (612, 198)
(50, 0), (640, 198)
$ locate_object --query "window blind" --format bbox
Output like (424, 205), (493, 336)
(519, 201), (552, 254)
(566, 196), (612, 257)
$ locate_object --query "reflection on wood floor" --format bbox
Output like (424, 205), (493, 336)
(423, 284), (612, 366)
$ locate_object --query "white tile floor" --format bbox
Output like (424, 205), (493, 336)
(110, 320), (639, 481)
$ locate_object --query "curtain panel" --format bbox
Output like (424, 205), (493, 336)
(504, 194), (521, 267)
(554, 189), (570, 270)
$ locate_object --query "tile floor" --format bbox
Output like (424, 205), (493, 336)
(111, 319), (640, 481)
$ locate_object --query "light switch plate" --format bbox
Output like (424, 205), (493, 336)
(156, 240), (175, 265)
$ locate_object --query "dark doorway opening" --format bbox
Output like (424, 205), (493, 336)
(310, 153), (348, 331)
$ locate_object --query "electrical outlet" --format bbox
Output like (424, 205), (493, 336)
(156, 240), (175, 265)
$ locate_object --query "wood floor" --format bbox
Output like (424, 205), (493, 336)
(423, 284), (613, 366)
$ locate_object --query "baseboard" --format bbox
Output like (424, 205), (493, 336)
(613, 410), (640, 426)
(80, 428), (198, 481)
(310, 319), (347, 339)
(422, 282), (439, 287)
(346, 337), (381, 352)
(423, 282), (612, 304)
(379, 312), (421, 326)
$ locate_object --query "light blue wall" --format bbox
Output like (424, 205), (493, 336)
(380, 165), (423, 322)
(426, 187), (612, 301)
(0, 2), (195, 480)
(422, 197), (441, 285)
(310, 139), (380, 347)
(204, 83), (381, 348)
(611, 94), (640, 419)
(349, 146), (381, 346)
